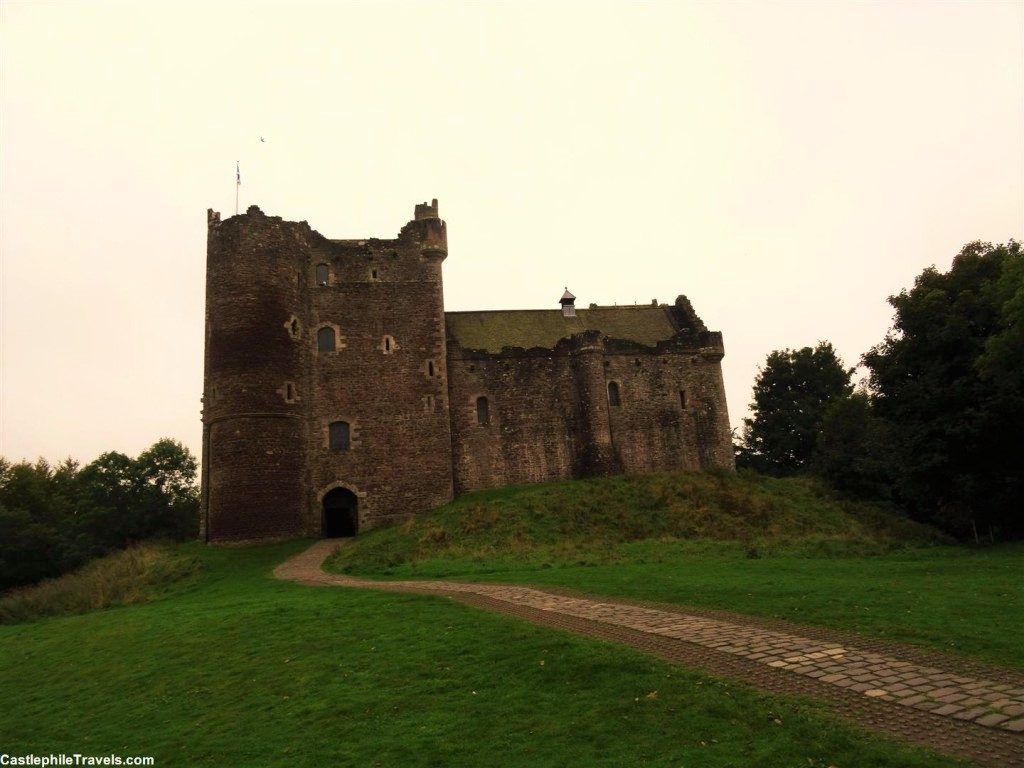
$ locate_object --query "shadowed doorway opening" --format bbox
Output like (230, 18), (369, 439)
(322, 487), (358, 538)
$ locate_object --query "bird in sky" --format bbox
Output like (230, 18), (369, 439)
(260, 136), (266, 142)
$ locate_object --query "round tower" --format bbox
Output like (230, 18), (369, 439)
(569, 330), (620, 477)
(201, 206), (309, 541)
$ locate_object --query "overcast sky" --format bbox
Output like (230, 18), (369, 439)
(2, 1), (1021, 466)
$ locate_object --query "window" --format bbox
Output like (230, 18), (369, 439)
(371, 268), (378, 280)
(278, 381), (298, 403)
(427, 360), (436, 377)
(476, 396), (490, 425)
(382, 335), (396, 354)
(608, 381), (621, 406)
(679, 390), (687, 408)
(316, 263), (329, 285)
(317, 326), (336, 353)
(385, 337), (392, 352)
(329, 421), (350, 452)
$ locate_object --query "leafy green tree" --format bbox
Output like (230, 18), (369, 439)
(737, 342), (853, 475)
(0, 458), (82, 590)
(812, 392), (895, 500)
(863, 240), (1023, 538)
(0, 439), (200, 591)
(75, 451), (146, 550)
(136, 438), (200, 540)
(76, 439), (200, 549)
(0, 504), (66, 591)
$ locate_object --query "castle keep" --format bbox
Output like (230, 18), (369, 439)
(201, 201), (734, 542)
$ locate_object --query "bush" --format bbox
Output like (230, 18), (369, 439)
(0, 544), (199, 624)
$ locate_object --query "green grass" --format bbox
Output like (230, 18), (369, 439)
(326, 472), (1023, 669)
(0, 541), (968, 767)
(328, 471), (945, 573)
(0, 543), (200, 624)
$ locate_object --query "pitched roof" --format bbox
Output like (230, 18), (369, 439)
(445, 306), (679, 352)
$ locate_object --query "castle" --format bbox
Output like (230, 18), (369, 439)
(200, 200), (734, 542)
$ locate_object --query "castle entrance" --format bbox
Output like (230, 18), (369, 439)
(322, 488), (358, 538)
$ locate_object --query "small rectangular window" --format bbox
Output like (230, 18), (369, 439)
(476, 396), (490, 425)
(318, 327), (336, 352)
(329, 421), (350, 451)
(316, 264), (330, 285)
(679, 390), (687, 408)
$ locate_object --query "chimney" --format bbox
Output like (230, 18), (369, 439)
(560, 288), (576, 318)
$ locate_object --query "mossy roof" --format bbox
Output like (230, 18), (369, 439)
(445, 306), (679, 352)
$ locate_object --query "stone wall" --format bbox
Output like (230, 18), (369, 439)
(447, 349), (581, 493)
(447, 331), (734, 494)
(201, 203), (734, 543)
(202, 208), (310, 541)
(202, 205), (454, 542)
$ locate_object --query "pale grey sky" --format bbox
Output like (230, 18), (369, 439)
(2, 1), (1021, 465)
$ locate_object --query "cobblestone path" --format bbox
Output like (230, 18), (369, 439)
(276, 539), (1024, 767)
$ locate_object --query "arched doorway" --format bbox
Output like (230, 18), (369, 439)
(322, 487), (358, 538)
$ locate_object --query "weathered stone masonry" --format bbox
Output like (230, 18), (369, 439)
(201, 201), (734, 542)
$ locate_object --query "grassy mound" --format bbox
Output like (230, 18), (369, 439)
(329, 470), (944, 575)
(0, 543), (200, 624)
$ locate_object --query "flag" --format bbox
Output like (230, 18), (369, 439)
(236, 161), (240, 186)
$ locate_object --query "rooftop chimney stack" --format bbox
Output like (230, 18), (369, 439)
(560, 288), (577, 318)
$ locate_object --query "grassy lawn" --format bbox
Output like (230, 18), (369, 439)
(341, 540), (1024, 669)
(326, 472), (1024, 669)
(0, 541), (968, 767)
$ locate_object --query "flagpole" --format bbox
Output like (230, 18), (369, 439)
(235, 161), (240, 215)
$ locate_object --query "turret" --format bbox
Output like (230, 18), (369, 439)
(402, 199), (447, 259)
(568, 330), (620, 476)
(414, 198), (439, 220)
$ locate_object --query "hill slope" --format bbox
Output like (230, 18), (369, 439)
(329, 471), (943, 575)
(325, 473), (1024, 669)
(0, 543), (199, 624)
(0, 541), (967, 767)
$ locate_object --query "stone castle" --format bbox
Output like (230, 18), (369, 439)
(200, 200), (734, 542)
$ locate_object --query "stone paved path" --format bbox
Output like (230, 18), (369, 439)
(276, 539), (1024, 767)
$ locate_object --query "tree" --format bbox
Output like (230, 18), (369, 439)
(863, 240), (1023, 538)
(0, 439), (201, 591)
(76, 439), (200, 548)
(135, 438), (200, 540)
(812, 392), (896, 500)
(0, 458), (83, 589)
(75, 451), (146, 550)
(737, 342), (853, 475)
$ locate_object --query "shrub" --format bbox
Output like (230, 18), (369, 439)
(0, 544), (199, 624)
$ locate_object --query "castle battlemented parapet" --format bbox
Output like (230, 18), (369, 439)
(201, 201), (733, 542)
